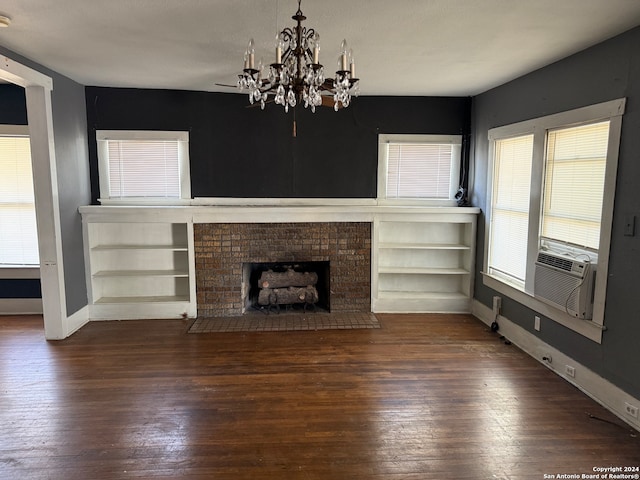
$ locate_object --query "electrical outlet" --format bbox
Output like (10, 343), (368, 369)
(493, 296), (502, 315)
(565, 365), (575, 378)
(534, 316), (541, 331)
(624, 402), (639, 419)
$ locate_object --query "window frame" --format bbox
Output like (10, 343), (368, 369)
(96, 130), (191, 205)
(0, 124), (40, 269)
(483, 98), (625, 343)
(377, 134), (461, 206)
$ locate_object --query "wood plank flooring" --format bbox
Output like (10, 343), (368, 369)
(1, 314), (638, 479)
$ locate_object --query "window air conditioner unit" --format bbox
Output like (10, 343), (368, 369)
(533, 251), (596, 319)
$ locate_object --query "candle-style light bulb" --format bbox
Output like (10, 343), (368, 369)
(340, 39), (348, 71)
(247, 38), (255, 69)
(311, 33), (320, 64)
(275, 33), (284, 64)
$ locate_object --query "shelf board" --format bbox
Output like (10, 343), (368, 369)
(92, 244), (188, 251)
(93, 269), (189, 278)
(378, 266), (469, 275)
(94, 295), (190, 304)
(379, 242), (470, 250)
(377, 291), (468, 300)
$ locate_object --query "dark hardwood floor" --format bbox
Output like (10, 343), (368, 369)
(1, 314), (638, 479)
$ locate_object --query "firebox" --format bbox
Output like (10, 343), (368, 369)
(242, 261), (330, 314)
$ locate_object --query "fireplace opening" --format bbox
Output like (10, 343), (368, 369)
(242, 261), (330, 314)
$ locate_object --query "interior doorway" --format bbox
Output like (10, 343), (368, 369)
(0, 55), (67, 339)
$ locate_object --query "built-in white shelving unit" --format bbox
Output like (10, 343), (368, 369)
(80, 204), (479, 321)
(82, 216), (196, 320)
(372, 211), (478, 313)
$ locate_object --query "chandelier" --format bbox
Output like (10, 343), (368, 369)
(237, 0), (360, 113)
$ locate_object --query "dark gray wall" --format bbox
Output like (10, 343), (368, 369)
(85, 87), (470, 202)
(471, 26), (640, 399)
(0, 46), (91, 316)
(51, 73), (92, 315)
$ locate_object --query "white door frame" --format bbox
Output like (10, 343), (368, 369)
(1, 54), (68, 339)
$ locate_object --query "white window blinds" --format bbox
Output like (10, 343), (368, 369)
(386, 142), (454, 199)
(97, 130), (190, 202)
(488, 134), (534, 286)
(0, 135), (39, 266)
(542, 121), (609, 250)
(107, 140), (180, 198)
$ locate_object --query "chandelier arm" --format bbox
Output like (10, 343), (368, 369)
(258, 80), (272, 92)
(318, 79), (336, 92)
(280, 49), (293, 66)
(302, 28), (317, 64)
(280, 28), (295, 44)
(278, 27), (296, 70)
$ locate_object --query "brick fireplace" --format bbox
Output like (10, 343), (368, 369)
(194, 222), (371, 317)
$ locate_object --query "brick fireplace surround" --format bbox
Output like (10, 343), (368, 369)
(195, 222), (371, 317)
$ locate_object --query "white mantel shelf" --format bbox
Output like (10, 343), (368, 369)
(78, 203), (481, 223)
(80, 202), (480, 319)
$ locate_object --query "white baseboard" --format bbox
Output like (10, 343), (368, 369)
(0, 298), (43, 314)
(471, 299), (640, 432)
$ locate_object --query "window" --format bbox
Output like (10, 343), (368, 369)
(484, 99), (625, 341)
(488, 134), (533, 288)
(541, 122), (609, 250)
(378, 134), (461, 204)
(96, 130), (190, 203)
(0, 126), (39, 266)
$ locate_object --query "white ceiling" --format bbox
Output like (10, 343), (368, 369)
(0, 0), (639, 96)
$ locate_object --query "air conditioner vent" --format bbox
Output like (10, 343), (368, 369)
(536, 252), (573, 272)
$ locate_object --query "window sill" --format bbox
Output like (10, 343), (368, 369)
(482, 272), (604, 343)
(376, 198), (459, 207)
(98, 198), (192, 206)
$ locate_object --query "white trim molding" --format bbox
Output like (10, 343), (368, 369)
(472, 299), (640, 433)
(26, 85), (68, 340)
(1, 53), (72, 340)
(0, 55), (52, 89)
